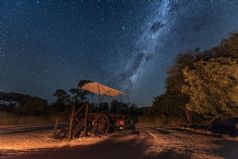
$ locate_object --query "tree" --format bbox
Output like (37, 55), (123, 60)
(0, 91), (48, 115)
(18, 97), (48, 115)
(214, 32), (238, 58)
(53, 89), (70, 112)
(181, 57), (238, 126)
(148, 92), (189, 125)
(150, 32), (238, 127)
(153, 52), (197, 123)
(69, 80), (92, 105)
(166, 52), (195, 93)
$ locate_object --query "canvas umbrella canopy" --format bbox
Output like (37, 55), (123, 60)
(81, 82), (124, 97)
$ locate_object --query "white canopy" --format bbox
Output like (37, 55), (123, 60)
(81, 82), (124, 97)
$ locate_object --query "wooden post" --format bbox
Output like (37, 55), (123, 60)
(123, 116), (126, 130)
(83, 103), (89, 136)
(53, 118), (59, 137)
(68, 105), (75, 140)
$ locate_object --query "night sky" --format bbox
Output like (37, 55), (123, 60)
(1, 0), (238, 106)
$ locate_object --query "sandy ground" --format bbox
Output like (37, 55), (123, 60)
(142, 128), (238, 159)
(0, 130), (108, 151)
(0, 127), (238, 159)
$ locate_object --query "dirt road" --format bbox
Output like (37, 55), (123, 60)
(1, 127), (238, 159)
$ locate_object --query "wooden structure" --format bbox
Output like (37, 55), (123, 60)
(53, 82), (132, 140)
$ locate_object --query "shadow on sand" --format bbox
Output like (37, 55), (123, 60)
(211, 139), (238, 159)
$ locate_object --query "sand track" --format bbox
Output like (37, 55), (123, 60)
(0, 127), (238, 159)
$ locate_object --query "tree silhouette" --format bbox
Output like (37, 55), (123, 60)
(53, 89), (70, 112)
(69, 80), (92, 105)
(0, 91), (47, 115)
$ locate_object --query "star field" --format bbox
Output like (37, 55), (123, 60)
(1, 0), (238, 106)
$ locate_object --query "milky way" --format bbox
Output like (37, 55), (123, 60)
(1, 0), (238, 106)
(116, 0), (173, 90)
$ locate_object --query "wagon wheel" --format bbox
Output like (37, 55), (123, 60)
(94, 113), (109, 135)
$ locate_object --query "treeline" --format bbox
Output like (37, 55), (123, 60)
(145, 32), (238, 133)
(0, 91), (48, 116)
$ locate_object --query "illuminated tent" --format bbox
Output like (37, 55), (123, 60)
(81, 82), (124, 97)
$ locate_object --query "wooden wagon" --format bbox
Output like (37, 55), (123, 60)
(53, 82), (135, 140)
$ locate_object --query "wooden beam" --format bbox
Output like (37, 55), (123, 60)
(83, 103), (89, 136)
(53, 118), (59, 137)
(74, 104), (85, 115)
(68, 105), (75, 140)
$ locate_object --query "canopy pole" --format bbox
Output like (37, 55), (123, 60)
(83, 102), (89, 136)
(97, 84), (101, 112)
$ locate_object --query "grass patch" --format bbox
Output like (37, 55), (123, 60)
(0, 112), (58, 126)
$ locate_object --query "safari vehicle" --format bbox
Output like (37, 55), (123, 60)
(53, 82), (136, 140)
